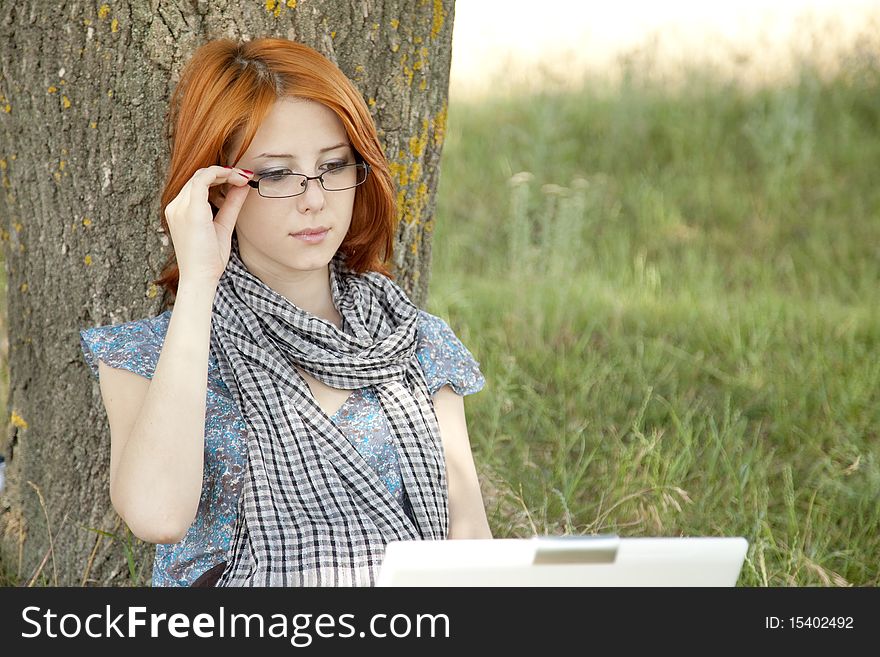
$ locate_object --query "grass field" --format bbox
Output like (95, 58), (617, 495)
(2, 46), (878, 586)
(426, 52), (880, 586)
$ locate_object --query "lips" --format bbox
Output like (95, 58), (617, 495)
(291, 226), (329, 236)
(290, 226), (330, 244)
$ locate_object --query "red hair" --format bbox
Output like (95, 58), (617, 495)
(153, 38), (396, 304)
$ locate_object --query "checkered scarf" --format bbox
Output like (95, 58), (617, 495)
(208, 235), (448, 586)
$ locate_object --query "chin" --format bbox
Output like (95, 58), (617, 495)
(240, 230), (344, 274)
(286, 248), (338, 272)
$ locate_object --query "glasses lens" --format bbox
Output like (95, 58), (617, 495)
(259, 173), (307, 198)
(321, 164), (367, 191)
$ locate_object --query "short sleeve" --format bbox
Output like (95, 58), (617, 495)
(79, 313), (168, 382)
(415, 310), (486, 396)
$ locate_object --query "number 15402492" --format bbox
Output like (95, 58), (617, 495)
(765, 616), (854, 629)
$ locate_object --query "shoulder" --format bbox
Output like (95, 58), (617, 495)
(79, 310), (172, 381)
(415, 310), (486, 397)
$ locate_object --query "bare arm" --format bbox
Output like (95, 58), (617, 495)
(432, 384), (492, 539)
(99, 165), (252, 544)
(101, 281), (218, 544)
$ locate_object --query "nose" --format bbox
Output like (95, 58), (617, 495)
(295, 176), (326, 214)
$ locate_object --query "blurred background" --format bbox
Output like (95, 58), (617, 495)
(449, 0), (879, 95)
(426, 0), (880, 585)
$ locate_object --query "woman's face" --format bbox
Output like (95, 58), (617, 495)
(214, 97), (357, 278)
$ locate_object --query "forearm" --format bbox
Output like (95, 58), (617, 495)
(111, 280), (217, 542)
(447, 483), (493, 539)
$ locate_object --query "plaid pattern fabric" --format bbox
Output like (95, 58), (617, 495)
(208, 236), (448, 586)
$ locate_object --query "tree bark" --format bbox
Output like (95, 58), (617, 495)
(0, 0), (454, 586)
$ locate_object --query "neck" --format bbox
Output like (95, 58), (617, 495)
(237, 246), (341, 328)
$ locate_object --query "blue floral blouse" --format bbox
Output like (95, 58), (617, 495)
(80, 308), (485, 586)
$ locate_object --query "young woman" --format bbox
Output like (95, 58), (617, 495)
(79, 37), (491, 587)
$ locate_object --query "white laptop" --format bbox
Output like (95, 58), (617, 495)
(377, 535), (748, 586)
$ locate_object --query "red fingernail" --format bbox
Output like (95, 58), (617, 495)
(240, 169), (253, 175)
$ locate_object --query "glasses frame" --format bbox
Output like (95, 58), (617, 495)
(245, 162), (371, 198)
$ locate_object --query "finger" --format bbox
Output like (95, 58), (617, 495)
(187, 166), (244, 208)
(187, 166), (249, 197)
(220, 166), (255, 186)
(213, 172), (253, 233)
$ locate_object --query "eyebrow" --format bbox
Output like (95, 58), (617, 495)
(253, 142), (351, 160)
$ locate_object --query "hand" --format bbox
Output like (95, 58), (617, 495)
(163, 165), (253, 287)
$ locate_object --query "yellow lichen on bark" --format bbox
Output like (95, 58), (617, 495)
(265, 0), (283, 17)
(434, 101), (447, 148)
(400, 54), (414, 87)
(389, 160), (409, 187)
(11, 410), (28, 430)
(431, 0), (446, 40)
(408, 118), (429, 158)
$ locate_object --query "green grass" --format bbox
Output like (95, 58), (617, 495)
(426, 51), (880, 586)
(2, 46), (879, 586)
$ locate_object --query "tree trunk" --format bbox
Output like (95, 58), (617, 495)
(0, 0), (454, 586)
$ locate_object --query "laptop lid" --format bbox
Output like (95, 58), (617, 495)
(376, 535), (749, 586)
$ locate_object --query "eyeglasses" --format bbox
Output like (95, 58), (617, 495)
(245, 162), (370, 198)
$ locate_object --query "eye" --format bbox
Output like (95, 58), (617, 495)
(258, 168), (291, 180)
(321, 160), (348, 172)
